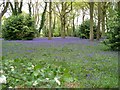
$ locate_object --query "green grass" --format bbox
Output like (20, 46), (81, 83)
(1, 40), (118, 88)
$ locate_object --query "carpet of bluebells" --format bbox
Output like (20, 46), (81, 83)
(1, 37), (118, 88)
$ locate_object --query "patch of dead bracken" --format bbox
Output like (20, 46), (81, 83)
(64, 82), (80, 88)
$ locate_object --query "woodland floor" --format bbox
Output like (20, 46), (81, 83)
(1, 37), (118, 88)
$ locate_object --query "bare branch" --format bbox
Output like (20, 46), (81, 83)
(51, 8), (60, 17)
(0, 2), (3, 7)
(65, 2), (72, 10)
(9, 2), (14, 13)
(0, 0), (9, 19)
(56, 3), (61, 16)
(65, 2), (72, 15)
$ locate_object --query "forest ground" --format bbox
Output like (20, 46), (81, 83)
(1, 37), (118, 88)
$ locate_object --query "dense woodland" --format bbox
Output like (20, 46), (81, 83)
(0, 0), (120, 50)
(0, 0), (120, 88)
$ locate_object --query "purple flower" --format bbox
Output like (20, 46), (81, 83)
(87, 53), (94, 57)
(27, 50), (33, 52)
(86, 74), (91, 79)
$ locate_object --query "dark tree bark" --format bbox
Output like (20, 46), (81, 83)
(82, 7), (85, 23)
(14, 1), (18, 15)
(38, 2), (47, 34)
(28, 0), (32, 17)
(9, 2), (14, 14)
(9, 0), (23, 15)
(0, 0), (9, 32)
(118, 1), (120, 23)
(72, 14), (75, 36)
(0, 0), (9, 19)
(18, 0), (23, 13)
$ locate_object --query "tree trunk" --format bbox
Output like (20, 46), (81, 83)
(39, 2), (47, 34)
(82, 8), (85, 23)
(18, 0), (23, 14)
(52, 4), (56, 37)
(34, 1), (39, 25)
(61, 17), (65, 38)
(28, 0), (32, 17)
(14, 0), (18, 15)
(89, 2), (94, 41)
(61, 2), (65, 39)
(45, 12), (49, 37)
(97, 2), (101, 40)
(63, 15), (66, 38)
(66, 23), (69, 36)
(71, 3), (75, 36)
(73, 14), (75, 36)
(101, 2), (106, 38)
(118, 1), (120, 12)
(101, 13), (105, 38)
(118, 1), (120, 24)
(52, 13), (56, 37)
(76, 9), (79, 27)
(48, 1), (52, 40)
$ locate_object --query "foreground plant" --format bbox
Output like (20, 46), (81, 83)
(2, 58), (76, 88)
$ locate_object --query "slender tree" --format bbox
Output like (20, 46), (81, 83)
(52, 3), (56, 37)
(89, 2), (94, 41)
(82, 7), (85, 23)
(72, 14), (75, 36)
(28, 0), (32, 17)
(70, 2), (75, 36)
(34, 0), (40, 25)
(48, 1), (52, 40)
(38, 2), (47, 34)
(117, 1), (120, 25)
(101, 2), (107, 38)
(97, 2), (101, 40)
(61, 2), (66, 38)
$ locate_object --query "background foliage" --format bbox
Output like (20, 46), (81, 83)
(2, 14), (36, 40)
(104, 5), (120, 51)
(78, 19), (98, 39)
